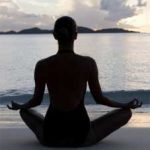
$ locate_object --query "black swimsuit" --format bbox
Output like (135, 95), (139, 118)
(43, 101), (90, 147)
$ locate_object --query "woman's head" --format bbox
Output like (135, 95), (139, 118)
(53, 16), (77, 43)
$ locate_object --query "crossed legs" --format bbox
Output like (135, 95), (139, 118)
(83, 108), (132, 146)
(20, 108), (132, 147)
(20, 109), (44, 144)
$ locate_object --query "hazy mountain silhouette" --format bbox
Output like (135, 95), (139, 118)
(95, 28), (138, 33)
(18, 27), (53, 34)
(0, 31), (17, 34)
(0, 27), (139, 34)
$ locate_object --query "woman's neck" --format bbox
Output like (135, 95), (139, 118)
(58, 41), (74, 53)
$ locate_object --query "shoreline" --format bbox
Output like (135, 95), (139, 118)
(1, 105), (150, 128)
(1, 89), (150, 105)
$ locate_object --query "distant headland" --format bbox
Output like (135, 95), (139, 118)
(0, 27), (139, 34)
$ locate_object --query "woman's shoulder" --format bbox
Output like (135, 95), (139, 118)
(75, 54), (96, 64)
(36, 55), (56, 65)
(36, 54), (96, 67)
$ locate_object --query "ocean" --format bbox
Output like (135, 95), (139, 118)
(0, 33), (150, 127)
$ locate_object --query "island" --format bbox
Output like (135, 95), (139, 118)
(0, 27), (139, 34)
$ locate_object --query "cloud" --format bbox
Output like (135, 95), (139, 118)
(0, 0), (19, 9)
(61, 0), (147, 29)
(67, 0), (106, 29)
(16, 0), (74, 16)
(0, 0), (53, 31)
(100, 0), (147, 22)
(0, 0), (148, 31)
(137, 0), (147, 7)
(0, 0), (111, 31)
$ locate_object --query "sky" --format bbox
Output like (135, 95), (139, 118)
(0, 0), (149, 32)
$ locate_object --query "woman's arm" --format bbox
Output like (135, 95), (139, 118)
(7, 61), (45, 110)
(88, 58), (142, 109)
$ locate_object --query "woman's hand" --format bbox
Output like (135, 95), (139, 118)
(125, 98), (142, 109)
(7, 101), (23, 110)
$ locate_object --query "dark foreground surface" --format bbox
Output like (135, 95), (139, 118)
(0, 127), (150, 150)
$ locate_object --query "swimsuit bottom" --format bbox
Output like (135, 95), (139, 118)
(43, 103), (90, 147)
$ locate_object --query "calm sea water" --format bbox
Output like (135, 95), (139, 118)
(0, 33), (150, 95)
(1, 33), (150, 127)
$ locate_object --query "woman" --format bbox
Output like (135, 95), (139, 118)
(7, 16), (142, 147)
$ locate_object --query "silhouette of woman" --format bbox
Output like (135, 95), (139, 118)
(7, 16), (142, 147)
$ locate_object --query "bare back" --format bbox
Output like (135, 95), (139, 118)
(37, 52), (93, 111)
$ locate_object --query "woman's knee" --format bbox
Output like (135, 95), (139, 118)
(119, 108), (132, 124)
(122, 108), (132, 118)
(19, 108), (30, 119)
(20, 108), (44, 123)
